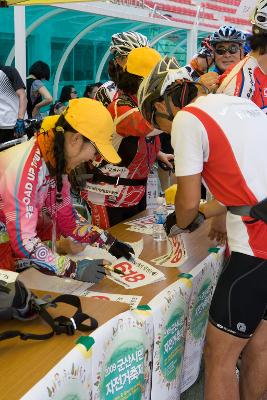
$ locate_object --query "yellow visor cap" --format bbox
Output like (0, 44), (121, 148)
(125, 47), (162, 78)
(65, 98), (121, 164)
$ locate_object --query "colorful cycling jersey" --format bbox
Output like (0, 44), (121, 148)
(218, 55), (267, 113)
(0, 139), (110, 276)
(94, 80), (119, 108)
(81, 94), (161, 209)
(172, 94), (267, 259)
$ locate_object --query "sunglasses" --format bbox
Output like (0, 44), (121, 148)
(215, 44), (240, 55)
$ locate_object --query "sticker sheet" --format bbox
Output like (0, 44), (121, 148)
(152, 235), (188, 268)
(91, 309), (154, 400)
(107, 258), (166, 289)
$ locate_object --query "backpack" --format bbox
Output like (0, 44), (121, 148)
(0, 269), (98, 341)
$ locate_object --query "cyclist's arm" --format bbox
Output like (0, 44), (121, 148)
(34, 85), (53, 111)
(56, 176), (114, 250)
(16, 88), (27, 119)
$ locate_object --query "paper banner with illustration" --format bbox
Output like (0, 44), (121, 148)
(124, 215), (154, 235)
(77, 289), (142, 309)
(91, 308), (154, 400)
(152, 235), (188, 268)
(148, 277), (192, 400)
(107, 258), (165, 289)
(19, 268), (94, 295)
(72, 239), (143, 264)
(21, 339), (94, 400)
(180, 247), (225, 393)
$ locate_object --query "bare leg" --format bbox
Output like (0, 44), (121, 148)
(204, 322), (249, 400)
(240, 320), (267, 400)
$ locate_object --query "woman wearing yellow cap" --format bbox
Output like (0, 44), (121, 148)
(80, 47), (174, 228)
(0, 98), (134, 281)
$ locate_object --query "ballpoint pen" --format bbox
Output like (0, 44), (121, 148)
(104, 264), (125, 275)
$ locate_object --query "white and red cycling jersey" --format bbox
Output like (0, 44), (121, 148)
(218, 55), (267, 113)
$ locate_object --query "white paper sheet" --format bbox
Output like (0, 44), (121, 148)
(19, 268), (94, 295)
(107, 257), (165, 289)
(77, 290), (142, 309)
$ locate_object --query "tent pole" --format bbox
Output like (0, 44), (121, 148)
(14, 5), (26, 83)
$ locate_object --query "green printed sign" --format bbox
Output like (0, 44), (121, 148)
(191, 278), (212, 340)
(101, 341), (145, 400)
(159, 307), (185, 382)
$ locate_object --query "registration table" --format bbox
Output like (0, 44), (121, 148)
(0, 214), (224, 400)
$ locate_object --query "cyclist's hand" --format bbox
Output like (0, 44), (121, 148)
(75, 259), (106, 283)
(109, 240), (135, 260)
(56, 237), (86, 255)
(199, 72), (219, 93)
(14, 119), (25, 138)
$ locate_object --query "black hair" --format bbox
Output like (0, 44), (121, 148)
(83, 82), (102, 97)
(59, 85), (75, 103)
(53, 115), (77, 202)
(248, 33), (267, 55)
(108, 59), (124, 85)
(29, 60), (50, 81)
(169, 82), (198, 109)
(117, 71), (143, 95)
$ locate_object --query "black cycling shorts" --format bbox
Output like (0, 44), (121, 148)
(209, 251), (267, 339)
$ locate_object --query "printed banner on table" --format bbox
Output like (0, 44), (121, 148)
(91, 309), (154, 400)
(21, 340), (94, 400)
(148, 277), (192, 400)
(152, 235), (188, 268)
(107, 258), (165, 289)
(180, 247), (225, 392)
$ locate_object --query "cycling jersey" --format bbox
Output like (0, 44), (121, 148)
(218, 55), (267, 113)
(172, 93), (267, 259)
(81, 94), (161, 228)
(0, 139), (111, 275)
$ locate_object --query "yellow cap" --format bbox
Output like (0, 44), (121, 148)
(125, 47), (162, 78)
(41, 98), (121, 164)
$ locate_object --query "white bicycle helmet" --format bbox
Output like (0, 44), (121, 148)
(251, 0), (267, 34)
(210, 25), (246, 46)
(109, 31), (149, 57)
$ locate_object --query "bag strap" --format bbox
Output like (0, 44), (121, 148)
(0, 294), (98, 341)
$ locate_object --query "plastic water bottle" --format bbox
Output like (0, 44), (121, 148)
(153, 197), (168, 241)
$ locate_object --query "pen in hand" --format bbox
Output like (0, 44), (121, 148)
(104, 264), (125, 275)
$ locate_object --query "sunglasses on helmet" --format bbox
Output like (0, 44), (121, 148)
(215, 44), (240, 55)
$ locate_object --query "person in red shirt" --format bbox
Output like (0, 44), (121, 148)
(79, 47), (173, 228)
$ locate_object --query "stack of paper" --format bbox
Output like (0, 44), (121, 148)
(152, 235), (188, 268)
(124, 215), (155, 235)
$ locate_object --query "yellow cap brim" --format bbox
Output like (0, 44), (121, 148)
(94, 141), (121, 164)
(41, 115), (60, 131)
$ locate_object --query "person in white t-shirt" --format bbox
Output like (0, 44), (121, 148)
(138, 56), (267, 400)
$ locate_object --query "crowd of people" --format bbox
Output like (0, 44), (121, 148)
(0, 0), (267, 398)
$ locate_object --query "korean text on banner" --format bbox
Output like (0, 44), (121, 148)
(91, 309), (154, 400)
(148, 277), (193, 400)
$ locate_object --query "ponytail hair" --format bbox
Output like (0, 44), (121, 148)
(53, 115), (77, 202)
